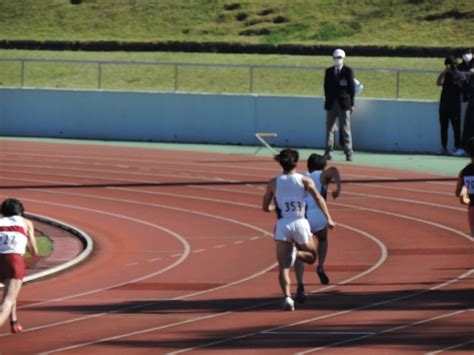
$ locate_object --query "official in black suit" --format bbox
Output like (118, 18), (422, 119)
(324, 48), (355, 161)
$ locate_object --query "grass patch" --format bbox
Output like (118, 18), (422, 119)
(0, 0), (472, 47)
(24, 235), (53, 259)
(312, 23), (361, 41)
(0, 49), (444, 100)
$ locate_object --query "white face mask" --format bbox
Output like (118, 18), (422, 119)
(463, 53), (472, 62)
(333, 58), (344, 67)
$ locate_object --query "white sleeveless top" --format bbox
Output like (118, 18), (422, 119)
(0, 215), (29, 255)
(305, 171), (327, 210)
(274, 173), (306, 219)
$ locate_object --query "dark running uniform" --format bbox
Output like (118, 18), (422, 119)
(461, 163), (474, 207)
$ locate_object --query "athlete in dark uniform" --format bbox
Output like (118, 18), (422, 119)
(456, 137), (474, 236)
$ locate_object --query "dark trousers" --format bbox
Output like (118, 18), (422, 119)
(463, 101), (474, 149)
(439, 108), (461, 149)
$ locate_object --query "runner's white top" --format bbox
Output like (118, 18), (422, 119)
(275, 173), (306, 219)
(305, 171), (326, 210)
(0, 215), (29, 255)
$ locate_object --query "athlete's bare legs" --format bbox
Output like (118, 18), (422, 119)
(10, 300), (17, 322)
(294, 227), (330, 302)
(276, 240), (293, 299)
(276, 239), (317, 310)
(316, 228), (328, 269)
(0, 279), (22, 326)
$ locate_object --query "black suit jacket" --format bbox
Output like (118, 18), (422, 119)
(324, 65), (355, 111)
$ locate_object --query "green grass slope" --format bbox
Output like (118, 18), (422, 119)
(0, 0), (473, 47)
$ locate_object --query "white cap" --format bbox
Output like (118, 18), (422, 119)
(332, 48), (346, 58)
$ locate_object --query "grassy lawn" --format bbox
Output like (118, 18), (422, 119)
(24, 235), (53, 259)
(0, 50), (443, 100)
(0, 0), (472, 47)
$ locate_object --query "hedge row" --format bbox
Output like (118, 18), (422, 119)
(0, 39), (466, 58)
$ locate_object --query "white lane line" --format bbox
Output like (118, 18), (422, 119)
(0, 187), (275, 337)
(42, 222), (387, 354)
(166, 201), (472, 355)
(1, 155), (454, 196)
(0, 164), (466, 354)
(352, 183), (453, 196)
(331, 201), (473, 242)
(249, 236), (261, 241)
(110, 187), (258, 208)
(0, 160), (268, 182)
(108, 187), (470, 246)
(299, 308), (473, 354)
(262, 331), (376, 335)
(233, 240), (244, 244)
(172, 268), (473, 355)
(427, 338), (474, 354)
(147, 258), (162, 262)
(343, 191), (465, 212)
(161, 223), (387, 355)
(171, 254), (183, 258)
(2, 150), (456, 184)
(0, 194), (192, 307)
(26, 179), (470, 352)
(214, 245), (226, 249)
(192, 249), (206, 253)
(126, 262), (139, 267)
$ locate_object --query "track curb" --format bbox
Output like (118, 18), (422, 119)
(23, 213), (94, 283)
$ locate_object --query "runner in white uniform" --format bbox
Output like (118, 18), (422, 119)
(263, 149), (335, 311)
(273, 173), (312, 245)
(0, 198), (38, 334)
(295, 153), (341, 303)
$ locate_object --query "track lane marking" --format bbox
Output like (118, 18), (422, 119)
(298, 307), (473, 354)
(41, 222), (387, 354)
(427, 338), (474, 354)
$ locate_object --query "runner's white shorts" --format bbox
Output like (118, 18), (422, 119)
(274, 218), (312, 245)
(306, 208), (328, 233)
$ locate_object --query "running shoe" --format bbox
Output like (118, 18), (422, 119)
(283, 296), (295, 311)
(316, 267), (330, 285)
(295, 284), (306, 304)
(284, 245), (297, 268)
(10, 320), (22, 334)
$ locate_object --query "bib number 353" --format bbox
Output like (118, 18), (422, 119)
(284, 201), (303, 212)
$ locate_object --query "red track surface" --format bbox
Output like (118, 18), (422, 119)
(0, 140), (472, 354)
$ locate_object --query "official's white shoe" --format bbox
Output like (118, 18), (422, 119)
(283, 296), (295, 311)
(452, 148), (466, 156)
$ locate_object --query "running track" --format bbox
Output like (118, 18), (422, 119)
(0, 140), (472, 354)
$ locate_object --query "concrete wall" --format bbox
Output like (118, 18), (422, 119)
(0, 88), (445, 153)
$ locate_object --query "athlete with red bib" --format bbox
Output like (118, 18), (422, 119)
(0, 198), (38, 333)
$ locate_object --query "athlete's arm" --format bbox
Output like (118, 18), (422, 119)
(455, 171), (464, 197)
(262, 178), (276, 212)
(322, 167), (342, 199)
(459, 186), (470, 205)
(24, 218), (38, 257)
(303, 176), (335, 229)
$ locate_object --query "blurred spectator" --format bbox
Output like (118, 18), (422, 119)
(459, 49), (473, 153)
(436, 56), (464, 156)
(462, 68), (474, 150)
